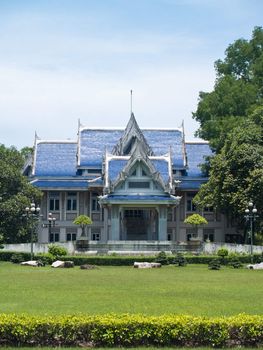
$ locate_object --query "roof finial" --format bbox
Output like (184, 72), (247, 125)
(130, 89), (133, 116)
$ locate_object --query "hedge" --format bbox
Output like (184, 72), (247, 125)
(0, 313), (262, 347)
(0, 251), (31, 262)
(0, 250), (262, 266)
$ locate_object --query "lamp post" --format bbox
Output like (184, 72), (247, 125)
(24, 203), (41, 260)
(244, 200), (258, 263)
(43, 212), (56, 243)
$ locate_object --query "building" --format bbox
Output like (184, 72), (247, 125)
(25, 114), (240, 248)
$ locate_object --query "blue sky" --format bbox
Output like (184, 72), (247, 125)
(0, 0), (262, 149)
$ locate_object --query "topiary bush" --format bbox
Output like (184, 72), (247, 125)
(229, 256), (243, 269)
(155, 251), (168, 265)
(217, 248), (229, 265)
(217, 248), (229, 257)
(173, 253), (187, 267)
(208, 258), (221, 270)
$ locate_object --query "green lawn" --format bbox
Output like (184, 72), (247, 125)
(0, 262), (262, 316)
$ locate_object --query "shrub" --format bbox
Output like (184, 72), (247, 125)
(10, 253), (25, 264)
(217, 248), (229, 257)
(0, 314), (262, 347)
(34, 253), (55, 265)
(155, 251), (168, 265)
(173, 253), (187, 266)
(229, 257), (243, 269)
(48, 244), (67, 259)
(208, 258), (221, 270)
(217, 248), (229, 265)
(0, 251), (31, 262)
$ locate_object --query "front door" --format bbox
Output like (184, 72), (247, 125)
(125, 209), (146, 240)
(122, 208), (158, 240)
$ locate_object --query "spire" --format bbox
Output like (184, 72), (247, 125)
(130, 89), (133, 116)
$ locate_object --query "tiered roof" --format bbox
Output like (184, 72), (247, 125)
(29, 114), (212, 191)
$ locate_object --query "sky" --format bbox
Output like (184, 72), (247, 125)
(0, 0), (262, 149)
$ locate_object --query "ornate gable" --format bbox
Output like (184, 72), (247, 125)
(112, 113), (154, 156)
(109, 139), (168, 193)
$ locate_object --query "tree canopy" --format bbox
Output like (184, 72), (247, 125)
(73, 215), (93, 237)
(193, 26), (263, 151)
(194, 106), (263, 228)
(0, 144), (42, 243)
(184, 214), (208, 229)
(192, 27), (263, 236)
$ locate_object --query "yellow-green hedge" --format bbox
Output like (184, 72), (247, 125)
(0, 314), (262, 347)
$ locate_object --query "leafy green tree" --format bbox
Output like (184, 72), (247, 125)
(20, 146), (33, 161)
(184, 214), (208, 237)
(73, 215), (93, 237)
(193, 26), (263, 151)
(0, 144), (42, 243)
(194, 107), (263, 231)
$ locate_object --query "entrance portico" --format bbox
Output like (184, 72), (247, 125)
(99, 195), (180, 241)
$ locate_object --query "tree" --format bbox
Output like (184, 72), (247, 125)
(194, 107), (263, 232)
(184, 214), (208, 237)
(73, 215), (93, 237)
(0, 144), (42, 243)
(193, 26), (263, 152)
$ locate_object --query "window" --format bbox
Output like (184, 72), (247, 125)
(67, 233), (77, 241)
(92, 193), (100, 211)
(167, 208), (173, 222)
(167, 228), (172, 241)
(67, 192), (77, 211)
(186, 194), (196, 212)
(131, 169), (137, 176)
(91, 228), (101, 241)
(49, 192), (60, 211)
(49, 229), (60, 243)
(186, 228), (197, 241)
(204, 206), (214, 213)
(203, 229), (214, 242)
(128, 181), (150, 189)
(125, 209), (143, 218)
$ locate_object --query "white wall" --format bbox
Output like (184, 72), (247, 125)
(2, 242), (263, 255)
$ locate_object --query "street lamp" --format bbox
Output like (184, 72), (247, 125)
(43, 212), (56, 243)
(24, 203), (41, 260)
(244, 200), (258, 263)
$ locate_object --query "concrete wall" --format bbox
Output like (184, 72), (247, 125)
(3, 242), (263, 255)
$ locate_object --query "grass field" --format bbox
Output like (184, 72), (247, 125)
(0, 262), (262, 316)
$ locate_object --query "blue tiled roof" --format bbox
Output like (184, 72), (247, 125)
(103, 194), (178, 202)
(79, 129), (123, 167)
(108, 159), (129, 182)
(34, 142), (77, 176)
(151, 159), (170, 183)
(79, 128), (185, 168)
(178, 179), (207, 190)
(185, 142), (212, 177)
(143, 129), (184, 167)
(32, 180), (89, 188)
